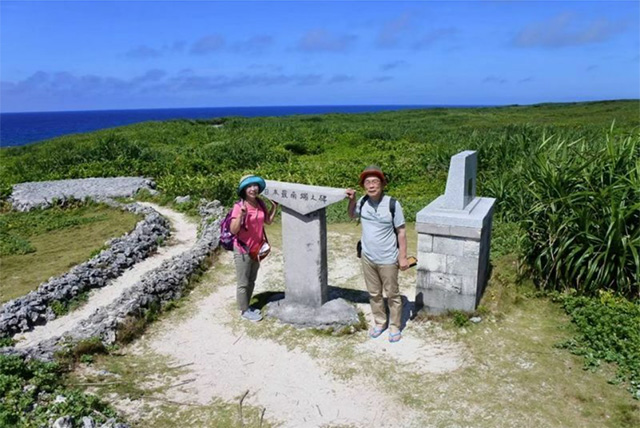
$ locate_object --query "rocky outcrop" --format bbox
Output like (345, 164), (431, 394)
(51, 414), (129, 428)
(9, 177), (156, 212)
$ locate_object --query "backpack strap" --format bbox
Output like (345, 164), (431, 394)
(357, 195), (395, 224)
(390, 197), (396, 223)
(356, 195), (369, 225)
(390, 197), (399, 248)
(235, 200), (248, 230)
(357, 195), (395, 222)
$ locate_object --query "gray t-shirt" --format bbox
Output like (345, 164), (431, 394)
(355, 194), (405, 265)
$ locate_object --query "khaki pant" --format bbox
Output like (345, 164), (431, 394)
(361, 255), (402, 329)
(234, 248), (260, 312)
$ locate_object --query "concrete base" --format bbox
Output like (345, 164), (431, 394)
(415, 197), (495, 315)
(415, 278), (477, 315)
(265, 298), (360, 332)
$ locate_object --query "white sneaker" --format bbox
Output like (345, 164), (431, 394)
(241, 309), (262, 322)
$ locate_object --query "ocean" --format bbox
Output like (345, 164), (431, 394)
(0, 105), (453, 147)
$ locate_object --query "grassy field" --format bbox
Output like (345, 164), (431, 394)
(0, 204), (141, 303)
(1, 100), (638, 218)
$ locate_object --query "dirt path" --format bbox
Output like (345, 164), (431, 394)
(139, 227), (464, 427)
(15, 203), (198, 349)
(149, 279), (412, 427)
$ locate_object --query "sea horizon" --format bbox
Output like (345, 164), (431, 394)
(0, 104), (489, 147)
(2, 103), (491, 115)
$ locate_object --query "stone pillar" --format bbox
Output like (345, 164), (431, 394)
(415, 151), (495, 314)
(262, 180), (360, 330)
(281, 206), (328, 307)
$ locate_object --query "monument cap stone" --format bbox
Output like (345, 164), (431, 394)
(263, 180), (347, 216)
(443, 150), (477, 211)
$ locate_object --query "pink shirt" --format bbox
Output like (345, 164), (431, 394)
(231, 201), (265, 254)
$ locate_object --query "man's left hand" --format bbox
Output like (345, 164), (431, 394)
(398, 257), (409, 271)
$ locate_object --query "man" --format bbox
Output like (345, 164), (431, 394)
(346, 165), (408, 343)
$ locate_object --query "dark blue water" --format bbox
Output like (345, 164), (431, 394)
(0, 105), (466, 147)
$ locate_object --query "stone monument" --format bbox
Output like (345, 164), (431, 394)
(415, 151), (495, 314)
(262, 180), (360, 330)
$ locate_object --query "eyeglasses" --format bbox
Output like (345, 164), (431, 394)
(364, 178), (381, 185)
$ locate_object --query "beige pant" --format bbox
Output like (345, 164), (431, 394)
(361, 255), (402, 330)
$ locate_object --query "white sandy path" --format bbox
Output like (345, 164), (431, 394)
(143, 228), (465, 427)
(148, 271), (416, 428)
(15, 203), (198, 349)
(324, 231), (465, 374)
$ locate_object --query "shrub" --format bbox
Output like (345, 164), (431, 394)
(450, 310), (470, 327)
(73, 337), (107, 359)
(557, 291), (640, 398)
(520, 131), (639, 297)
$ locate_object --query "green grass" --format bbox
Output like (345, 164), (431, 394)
(556, 292), (640, 399)
(0, 204), (140, 303)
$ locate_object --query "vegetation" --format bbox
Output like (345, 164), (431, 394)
(557, 291), (640, 399)
(1, 100), (637, 216)
(0, 203), (140, 303)
(0, 354), (118, 427)
(519, 133), (639, 296)
(50, 291), (90, 317)
(0, 200), (111, 256)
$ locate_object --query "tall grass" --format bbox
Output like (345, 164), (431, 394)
(520, 130), (639, 297)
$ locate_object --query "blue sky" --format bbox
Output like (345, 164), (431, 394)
(1, 0), (638, 112)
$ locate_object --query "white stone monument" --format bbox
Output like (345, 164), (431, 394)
(262, 180), (359, 329)
(415, 151), (495, 314)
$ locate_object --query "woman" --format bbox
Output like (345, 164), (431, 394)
(229, 174), (278, 322)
